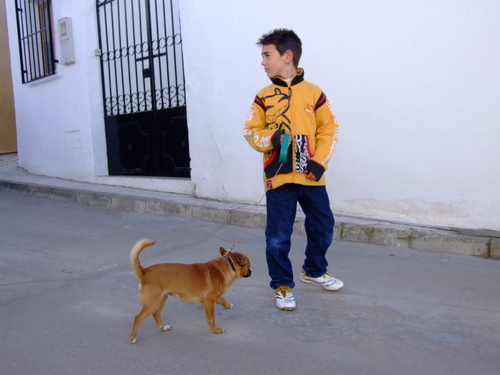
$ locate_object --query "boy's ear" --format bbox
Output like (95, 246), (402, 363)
(284, 50), (294, 64)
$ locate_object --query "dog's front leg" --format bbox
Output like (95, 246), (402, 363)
(216, 296), (233, 309)
(203, 298), (225, 334)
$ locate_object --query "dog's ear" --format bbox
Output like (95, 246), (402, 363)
(234, 254), (248, 266)
(219, 247), (227, 256)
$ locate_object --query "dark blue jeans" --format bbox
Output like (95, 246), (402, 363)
(265, 184), (335, 290)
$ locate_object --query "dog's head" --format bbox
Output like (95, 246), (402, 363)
(219, 248), (252, 278)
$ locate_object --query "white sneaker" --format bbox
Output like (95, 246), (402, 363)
(300, 270), (344, 291)
(274, 286), (296, 310)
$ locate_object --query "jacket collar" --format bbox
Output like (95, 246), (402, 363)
(270, 68), (304, 87)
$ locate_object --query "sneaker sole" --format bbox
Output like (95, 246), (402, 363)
(323, 284), (343, 291)
(277, 305), (296, 311)
(300, 276), (344, 291)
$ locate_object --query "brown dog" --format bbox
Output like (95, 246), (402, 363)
(129, 239), (251, 343)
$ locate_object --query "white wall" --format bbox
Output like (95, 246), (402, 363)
(180, 0), (500, 230)
(6, 0), (500, 230)
(7, 1), (93, 179)
(5, 0), (192, 194)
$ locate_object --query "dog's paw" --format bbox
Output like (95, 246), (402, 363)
(213, 327), (226, 334)
(131, 338), (137, 344)
(160, 325), (171, 332)
(226, 303), (234, 309)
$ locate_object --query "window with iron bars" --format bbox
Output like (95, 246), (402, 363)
(15, 0), (57, 83)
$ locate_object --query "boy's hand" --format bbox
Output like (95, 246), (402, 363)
(305, 170), (318, 180)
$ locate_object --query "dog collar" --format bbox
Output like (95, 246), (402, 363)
(224, 255), (236, 272)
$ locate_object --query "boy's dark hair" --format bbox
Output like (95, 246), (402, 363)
(257, 28), (302, 68)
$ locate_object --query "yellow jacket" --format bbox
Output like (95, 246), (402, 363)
(243, 69), (339, 191)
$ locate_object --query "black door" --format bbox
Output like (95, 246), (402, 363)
(96, 0), (190, 177)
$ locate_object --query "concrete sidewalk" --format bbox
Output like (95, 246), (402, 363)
(0, 153), (499, 258)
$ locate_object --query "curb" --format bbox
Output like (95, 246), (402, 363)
(1, 178), (499, 259)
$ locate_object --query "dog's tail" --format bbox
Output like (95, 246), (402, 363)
(130, 238), (156, 279)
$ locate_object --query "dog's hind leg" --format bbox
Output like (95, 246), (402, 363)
(130, 288), (167, 343)
(153, 294), (171, 332)
(203, 297), (225, 334)
(130, 304), (157, 343)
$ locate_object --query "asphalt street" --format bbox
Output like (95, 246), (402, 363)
(1, 188), (499, 375)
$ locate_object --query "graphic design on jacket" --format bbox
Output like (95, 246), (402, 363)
(258, 87), (294, 179)
(243, 69), (338, 191)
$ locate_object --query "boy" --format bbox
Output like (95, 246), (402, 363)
(243, 28), (343, 311)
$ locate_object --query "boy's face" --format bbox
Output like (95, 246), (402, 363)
(261, 44), (294, 79)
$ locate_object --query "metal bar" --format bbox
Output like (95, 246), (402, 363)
(43, 1), (56, 74)
(122, 0), (132, 113)
(33, 1), (43, 77)
(23, 1), (33, 81)
(170, 0), (180, 107)
(134, 51), (169, 62)
(130, 0), (140, 113)
(40, 2), (50, 74)
(145, 0), (156, 112)
(163, 1), (173, 108)
(138, 0), (147, 112)
(96, 0), (109, 117)
(99, 0), (116, 6)
(153, 0), (164, 109)
(102, 1), (114, 115)
(27, 1), (39, 80)
(110, 2), (121, 114)
(116, 0), (126, 114)
(15, 2), (27, 82)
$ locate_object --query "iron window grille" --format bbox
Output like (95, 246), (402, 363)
(15, 0), (57, 83)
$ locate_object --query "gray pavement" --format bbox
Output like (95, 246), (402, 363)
(0, 158), (500, 375)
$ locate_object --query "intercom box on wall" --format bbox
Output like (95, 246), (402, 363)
(58, 17), (75, 65)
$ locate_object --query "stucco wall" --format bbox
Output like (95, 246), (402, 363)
(6, 1), (96, 178)
(6, 0), (500, 230)
(180, 0), (500, 230)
